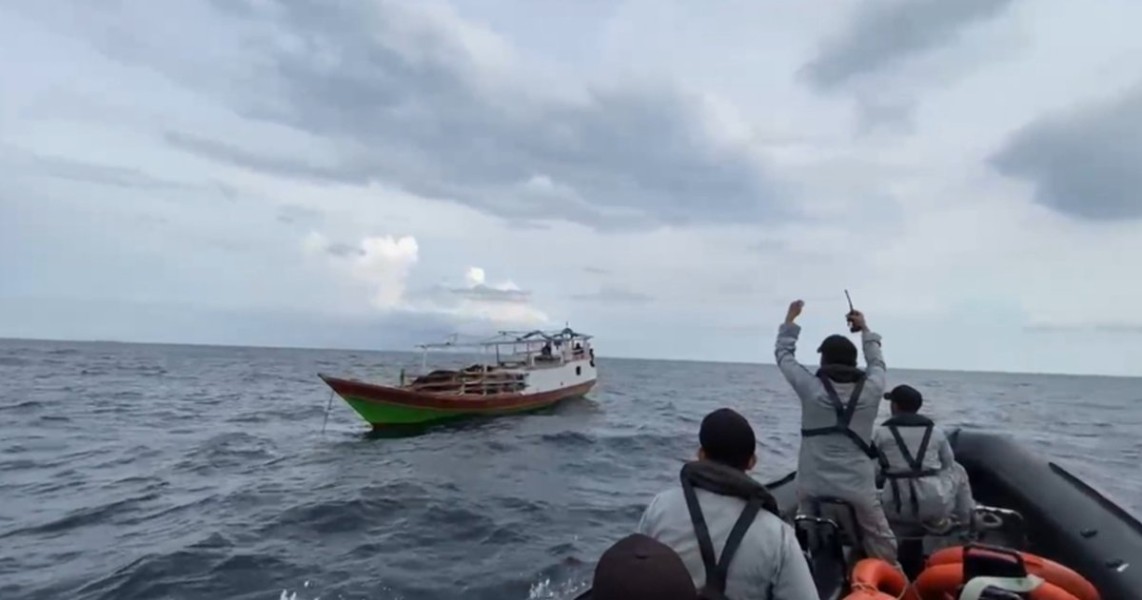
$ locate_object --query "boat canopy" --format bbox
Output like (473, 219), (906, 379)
(414, 327), (593, 351)
(409, 327), (593, 371)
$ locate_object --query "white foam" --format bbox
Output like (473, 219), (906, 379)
(527, 577), (589, 600)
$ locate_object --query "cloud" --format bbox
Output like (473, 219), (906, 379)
(428, 266), (548, 324)
(801, 0), (1014, 91)
(5, 149), (240, 203)
(571, 286), (653, 305)
(275, 203), (325, 226)
(31, 154), (194, 191)
(445, 267), (532, 303)
(303, 233), (547, 326)
(303, 232), (419, 310)
(989, 84), (1142, 220)
(35, 0), (788, 231)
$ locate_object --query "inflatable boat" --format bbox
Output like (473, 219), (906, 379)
(576, 429), (1141, 599)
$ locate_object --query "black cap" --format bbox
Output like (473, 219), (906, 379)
(884, 384), (923, 412)
(589, 534), (698, 600)
(818, 334), (858, 367)
(699, 408), (756, 471)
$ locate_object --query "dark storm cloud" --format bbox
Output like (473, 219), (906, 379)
(990, 85), (1142, 220)
(109, 0), (787, 230)
(801, 0), (1014, 91)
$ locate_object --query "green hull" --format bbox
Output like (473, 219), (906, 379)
(320, 373), (596, 429)
(342, 395), (560, 428)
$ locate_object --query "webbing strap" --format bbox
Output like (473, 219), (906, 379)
(681, 476), (763, 598)
(819, 375), (865, 428)
(885, 422), (936, 517)
(801, 374), (880, 460)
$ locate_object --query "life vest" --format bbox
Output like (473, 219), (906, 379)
(801, 371), (881, 461)
(679, 460), (782, 600)
(877, 413), (941, 518)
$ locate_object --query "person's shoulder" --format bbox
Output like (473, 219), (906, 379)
(642, 486), (685, 516)
(747, 507), (796, 540)
(929, 421), (951, 439)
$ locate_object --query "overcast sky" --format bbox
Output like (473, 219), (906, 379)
(4, 0), (1142, 375)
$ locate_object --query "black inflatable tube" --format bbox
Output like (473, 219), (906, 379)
(947, 428), (1142, 600)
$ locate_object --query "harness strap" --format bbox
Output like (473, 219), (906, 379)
(801, 374), (881, 461)
(680, 475), (763, 598)
(883, 422), (936, 517)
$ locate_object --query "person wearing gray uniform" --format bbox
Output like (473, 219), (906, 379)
(774, 299), (898, 562)
(873, 384), (976, 530)
(636, 408), (817, 600)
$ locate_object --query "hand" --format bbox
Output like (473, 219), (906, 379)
(785, 299), (804, 324)
(847, 310), (867, 332)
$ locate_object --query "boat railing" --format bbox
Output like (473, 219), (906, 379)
(403, 365), (527, 396)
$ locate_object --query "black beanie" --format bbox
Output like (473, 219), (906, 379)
(817, 334), (858, 367)
(590, 534), (698, 600)
(699, 408), (756, 471)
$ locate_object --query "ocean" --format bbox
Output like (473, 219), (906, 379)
(1, 338), (1140, 600)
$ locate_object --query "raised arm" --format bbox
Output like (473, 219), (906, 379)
(775, 300), (817, 396)
(849, 309), (886, 391)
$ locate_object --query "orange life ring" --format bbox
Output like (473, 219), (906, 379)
(924, 546), (1099, 600)
(843, 558), (917, 600)
(915, 563), (1086, 600)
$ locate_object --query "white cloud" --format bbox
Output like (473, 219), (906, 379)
(464, 266), (487, 287)
(302, 232), (547, 327)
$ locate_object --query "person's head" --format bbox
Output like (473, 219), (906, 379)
(817, 334), (858, 368)
(697, 408), (757, 471)
(884, 384), (923, 415)
(589, 534), (698, 600)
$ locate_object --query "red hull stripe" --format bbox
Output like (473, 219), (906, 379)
(320, 375), (596, 411)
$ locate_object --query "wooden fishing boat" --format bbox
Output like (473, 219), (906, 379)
(318, 328), (597, 429)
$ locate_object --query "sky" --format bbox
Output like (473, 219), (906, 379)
(3, 0), (1142, 376)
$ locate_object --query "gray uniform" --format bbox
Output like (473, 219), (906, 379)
(774, 322), (898, 561)
(873, 417), (975, 527)
(637, 486), (818, 600)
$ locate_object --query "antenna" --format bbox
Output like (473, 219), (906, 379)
(844, 289), (860, 333)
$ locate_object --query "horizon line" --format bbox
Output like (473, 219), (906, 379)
(2, 334), (1137, 380)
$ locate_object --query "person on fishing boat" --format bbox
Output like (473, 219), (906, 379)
(635, 408), (816, 600)
(774, 299), (898, 562)
(873, 384), (976, 531)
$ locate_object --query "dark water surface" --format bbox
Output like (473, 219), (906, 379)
(2, 339), (1140, 600)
